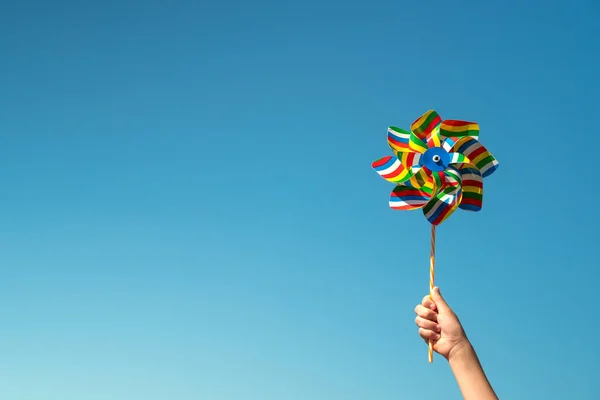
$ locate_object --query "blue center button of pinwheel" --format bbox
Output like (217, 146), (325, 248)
(422, 147), (449, 172)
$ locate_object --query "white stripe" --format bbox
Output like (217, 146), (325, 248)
(389, 128), (410, 139)
(442, 139), (454, 151)
(439, 192), (457, 203)
(424, 190), (460, 218)
(461, 171), (480, 181)
(411, 153), (422, 166)
(461, 141), (480, 157)
(390, 198), (427, 205)
(424, 200), (444, 219)
(449, 152), (467, 163)
(378, 158), (402, 175)
(444, 171), (461, 185)
(479, 159), (499, 175)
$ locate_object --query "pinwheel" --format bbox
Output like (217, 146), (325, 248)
(371, 110), (499, 362)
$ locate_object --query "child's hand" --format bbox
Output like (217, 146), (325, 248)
(414, 286), (469, 360)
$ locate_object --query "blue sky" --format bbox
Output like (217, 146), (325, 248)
(0, 0), (598, 399)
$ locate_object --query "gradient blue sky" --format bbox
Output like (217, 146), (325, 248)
(1, 0), (599, 399)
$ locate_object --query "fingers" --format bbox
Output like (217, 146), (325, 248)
(415, 316), (441, 333)
(416, 294), (442, 345)
(419, 328), (441, 342)
(414, 304), (438, 322)
(421, 295), (437, 311)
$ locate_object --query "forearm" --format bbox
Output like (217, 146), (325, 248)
(448, 341), (498, 400)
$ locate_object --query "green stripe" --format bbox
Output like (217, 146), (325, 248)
(414, 173), (426, 186)
(445, 169), (461, 183)
(389, 126), (411, 135)
(432, 173), (443, 191)
(422, 197), (436, 213)
(462, 192), (483, 200)
(476, 155), (496, 170)
(441, 128), (479, 138)
(409, 134), (427, 151)
(450, 153), (468, 163)
(415, 112), (439, 134)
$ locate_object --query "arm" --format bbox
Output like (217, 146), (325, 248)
(448, 340), (498, 400)
(414, 287), (497, 400)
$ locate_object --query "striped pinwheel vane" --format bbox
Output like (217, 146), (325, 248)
(371, 110), (499, 225)
(371, 110), (499, 363)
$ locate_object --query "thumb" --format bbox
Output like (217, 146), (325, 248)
(432, 287), (451, 313)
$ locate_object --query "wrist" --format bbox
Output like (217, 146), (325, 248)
(447, 338), (473, 363)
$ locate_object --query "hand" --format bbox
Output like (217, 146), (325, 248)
(414, 286), (469, 361)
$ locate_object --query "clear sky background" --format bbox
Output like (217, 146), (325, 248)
(1, 0), (599, 399)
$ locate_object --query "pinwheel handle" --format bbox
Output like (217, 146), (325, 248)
(428, 224), (436, 363)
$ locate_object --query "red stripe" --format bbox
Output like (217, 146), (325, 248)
(391, 189), (427, 198)
(466, 145), (486, 160)
(433, 202), (454, 225)
(423, 116), (442, 135)
(372, 156), (392, 168)
(460, 197), (482, 207)
(461, 179), (482, 187)
(391, 204), (415, 210)
(442, 120), (474, 127)
(388, 136), (409, 149)
(382, 166), (406, 179)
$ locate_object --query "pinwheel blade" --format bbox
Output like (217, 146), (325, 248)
(406, 166), (434, 194)
(387, 126), (412, 153)
(409, 132), (428, 153)
(451, 137), (499, 177)
(372, 155), (412, 183)
(454, 163), (484, 211)
(422, 169), (462, 225)
(410, 110), (442, 140)
(440, 120), (480, 140)
(426, 125), (442, 149)
(389, 185), (431, 210)
(398, 151), (422, 173)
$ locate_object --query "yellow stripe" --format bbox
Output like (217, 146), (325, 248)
(441, 122), (479, 133)
(409, 134), (428, 152)
(428, 126), (441, 147)
(399, 152), (411, 166)
(408, 168), (431, 188)
(450, 137), (470, 149)
(389, 169), (411, 182)
(412, 110), (435, 133)
(462, 185), (482, 194)
(471, 151), (491, 166)
(389, 142), (405, 151)
(409, 143), (427, 153)
(437, 202), (460, 224)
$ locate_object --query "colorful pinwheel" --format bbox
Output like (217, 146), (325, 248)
(370, 110), (499, 363)
(371, 110), (499, 225)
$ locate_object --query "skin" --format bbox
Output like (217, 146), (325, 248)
(414, 286), (498, 400)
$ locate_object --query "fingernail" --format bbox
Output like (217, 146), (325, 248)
(436, 334), (441, 340)
(436, 324), (441, 332)
(435, 287), (441, 295)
